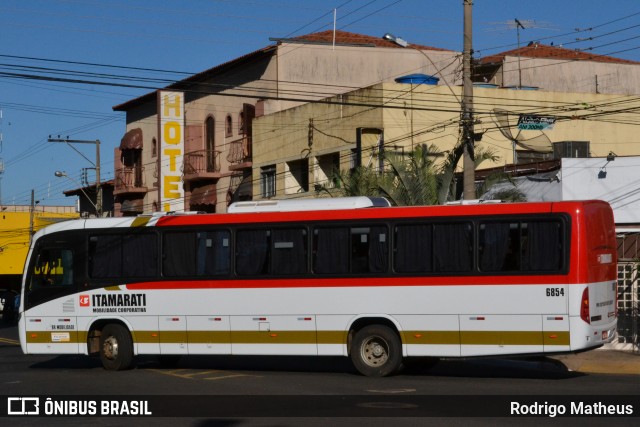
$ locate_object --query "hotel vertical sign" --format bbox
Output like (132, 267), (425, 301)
(158, 91), (185, 212)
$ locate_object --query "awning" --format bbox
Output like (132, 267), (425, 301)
(120, 198), (144, 213)
(228, 176), (253, 204)
(236, 177), (252, 198)
(120, 128), (143, 150)
(190, 184), (217, 206)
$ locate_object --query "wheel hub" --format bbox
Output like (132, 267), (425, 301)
(103, 336), (119, 360)
(372, 344), (384, 357)
(362, 337), (389, 366)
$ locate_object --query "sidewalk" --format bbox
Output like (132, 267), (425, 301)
(550, 349), (640, 375)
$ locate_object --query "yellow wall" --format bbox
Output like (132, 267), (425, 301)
(0, 208), (78, 276)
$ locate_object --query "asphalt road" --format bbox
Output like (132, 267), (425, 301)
(1, 322), (638, 426)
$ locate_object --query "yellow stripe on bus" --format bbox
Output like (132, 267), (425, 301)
(131, 217), (151, 227)
(26, 331), (80, 344)
(26, 330), (571, 347)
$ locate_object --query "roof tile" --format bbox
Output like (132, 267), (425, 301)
(479, 43), (640, 65)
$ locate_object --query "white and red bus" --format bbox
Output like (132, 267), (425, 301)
(18, 197), (617, 376)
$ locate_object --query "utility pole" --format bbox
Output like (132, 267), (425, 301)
(515, 18), (525, 89)
(48, 137), (102, 217)
(462, 0), (476, 200)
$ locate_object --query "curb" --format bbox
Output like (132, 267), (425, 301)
(550, 350), (640, 375)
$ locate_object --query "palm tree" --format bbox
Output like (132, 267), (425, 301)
(377, 144), (440, 206)
(323, 141), (501, 205)
(477, 172), (527, 202)
(436, 141), (501, 204)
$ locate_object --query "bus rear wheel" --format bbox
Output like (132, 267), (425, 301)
(100, 324), (134, 371)
(350, 325), (402, 377)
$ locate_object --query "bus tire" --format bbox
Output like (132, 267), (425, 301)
(350, 325), (402, 377)
(100, 324), (134, 371)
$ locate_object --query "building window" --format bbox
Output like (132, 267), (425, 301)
(285, 159), (309, 194)
(205, 116), (216, 171)
(261, 165), (276, 198)
(225, 115), (232, 137)
(553, 141), (590, 159)
(314, 152), (340, 190)
(152, 138), (157, 157)
(239, 111), (245, 135)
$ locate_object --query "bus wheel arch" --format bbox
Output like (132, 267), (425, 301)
(348, 317), (404, 377)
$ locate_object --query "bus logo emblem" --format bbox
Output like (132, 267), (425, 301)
(79, 295), (90, 307)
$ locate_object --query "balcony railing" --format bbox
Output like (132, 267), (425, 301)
(114, 166), (146, 194)
(227, 135), (252, 171)
(184, 150), (221, 174)
(183, 150), (221, 182)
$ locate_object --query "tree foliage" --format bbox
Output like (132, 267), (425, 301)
(322, 142), (503, 206)
(378, 144), (440, 206)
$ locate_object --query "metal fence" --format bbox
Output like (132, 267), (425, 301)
(617, 262), (639, 351)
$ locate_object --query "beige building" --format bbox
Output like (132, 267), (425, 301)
(112, 30), (461, 215)
(112, 31), (640, 214)
(252, 82), (640, 200)
(476, 43), (640, 95)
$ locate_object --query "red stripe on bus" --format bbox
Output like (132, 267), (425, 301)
(154, 202), (564, 227)
(125, 275), (575, 290)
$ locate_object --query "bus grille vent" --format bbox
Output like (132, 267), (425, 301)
(62, 299), (75, 313)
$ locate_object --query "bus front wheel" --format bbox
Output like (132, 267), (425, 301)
(350, 325), (402, 377)
(100, 324), (134, 371)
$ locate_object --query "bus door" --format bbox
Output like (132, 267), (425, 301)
(24, 244), (80, 354)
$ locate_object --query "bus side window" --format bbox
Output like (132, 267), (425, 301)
(313, 227), (349, 274)
(197, 230), (231, 276)
(433, 222), (472, 272)
(394, 224), (433, 273)
(89, 235), (122, 278)
(236, 229), (270, 276)
(522, 221), (562, 272)
(351, 226), (388, 274)
(271, 228), (307, 275)
(479, 222), (521, 272)
(123, 233), (158, 278)
(163, 232), (197, 277)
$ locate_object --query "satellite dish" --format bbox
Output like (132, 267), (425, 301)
(492, 109), (553, 161)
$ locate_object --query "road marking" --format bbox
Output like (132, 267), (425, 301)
(203, 374), (259, 381)
(0, 337), (20, 345)
(179, 370), (222, 378)
(148, 368), (260, 381)
(365, 389), (416, 394)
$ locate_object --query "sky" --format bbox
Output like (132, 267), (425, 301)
(0, 0), (639, 207)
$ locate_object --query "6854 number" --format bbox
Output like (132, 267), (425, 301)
(546, 287), (565, 297)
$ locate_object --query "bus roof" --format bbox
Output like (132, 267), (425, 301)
(227, 197), (391, 213)
(28, 199), (613, 236)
